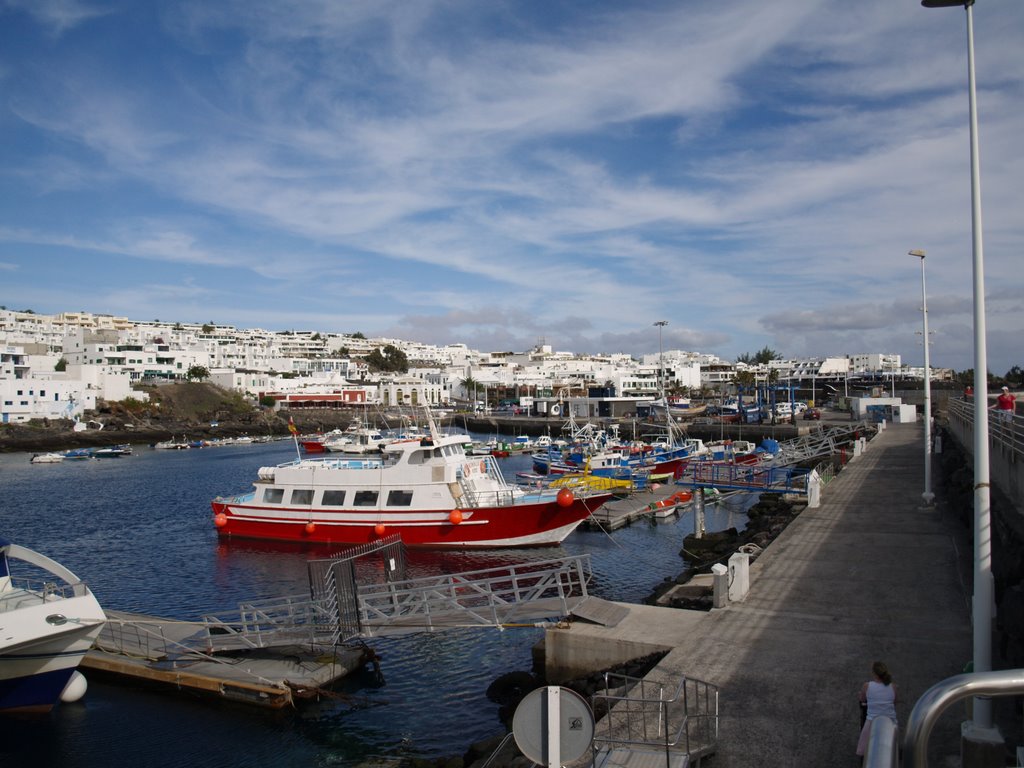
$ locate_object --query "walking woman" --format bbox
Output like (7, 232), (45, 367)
(856, 661), (899, 758)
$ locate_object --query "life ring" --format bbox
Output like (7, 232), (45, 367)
(550, 404), (561, 416)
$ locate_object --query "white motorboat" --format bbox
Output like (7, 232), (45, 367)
(0, 539), (107, 712)
(29, 453), (65, 464)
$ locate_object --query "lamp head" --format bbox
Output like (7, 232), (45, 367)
(922, 0), (974, 7)
(909, 249), (926, 259)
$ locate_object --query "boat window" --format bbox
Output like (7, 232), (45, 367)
(353, 491), (379, 506)
(322, 490), (346, 506)
(386, 490), (413, 506)
(291, 489), (314, 505)
(263, 488), (284, 504)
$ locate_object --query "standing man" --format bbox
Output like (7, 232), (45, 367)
(993, 386), (1017, 423)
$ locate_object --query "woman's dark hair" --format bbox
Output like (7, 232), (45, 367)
(873, 661), (892, 686)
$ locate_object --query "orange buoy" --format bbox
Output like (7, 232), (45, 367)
(305, 522), (316, 534)
(556, 488), (574, 507)
(374, 522), (386, 536)
(214, 513), (228, 527)
(479, 460), (486, 472)
(449, 509), (463, 525)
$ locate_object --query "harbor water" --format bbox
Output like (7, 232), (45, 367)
(0, 437), (750, 767)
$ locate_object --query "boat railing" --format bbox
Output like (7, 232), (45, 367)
(591, 670), (720, 765)
(356, 555), (593, 635)
(0, 576), (88, 610)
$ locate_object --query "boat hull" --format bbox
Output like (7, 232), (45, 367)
(211, 495), (611, 549)
(0, 599), (105, 712)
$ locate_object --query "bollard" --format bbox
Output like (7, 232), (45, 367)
(728, 552), (750, 602)
(806, 469), (821, 508)
(711, 563), (728, 608)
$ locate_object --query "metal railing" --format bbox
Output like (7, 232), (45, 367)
(357, 555), (592, 634)
(686, 460), (810, 493)
(902, 669), (1024, 768)
(947, 397), (1023, 459)
(591, 671), (719, 765)
(0, 577), (90, 610)
(201, 594), (339, 650)
(863, 716), (898, 768)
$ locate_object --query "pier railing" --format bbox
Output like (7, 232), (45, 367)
(591, 670), (719, 766)
(947, 397), (1023, 459)
(946, 397), (1024, 512)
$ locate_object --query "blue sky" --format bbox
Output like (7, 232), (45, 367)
(1, 0), (1022, 374)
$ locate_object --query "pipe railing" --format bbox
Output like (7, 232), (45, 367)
(902, 669), (1024, 768)
(863, 716), (898, 768)
(947, 397), (1023, 460)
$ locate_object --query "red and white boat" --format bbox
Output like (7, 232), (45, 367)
(211, 414), (613, 549)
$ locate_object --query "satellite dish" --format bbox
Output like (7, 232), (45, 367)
(512, 686), (595, 766)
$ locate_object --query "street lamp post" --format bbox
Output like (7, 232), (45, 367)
(921, 0), (996, 743)
(654, 321), (667, 398)
(910, 249), (934, 505)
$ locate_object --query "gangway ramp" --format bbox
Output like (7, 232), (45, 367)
(769, 421), (874, 465)
(357, 554), (594, 636)
(180, 540), (596, 649)
(685, 461), (809, 493)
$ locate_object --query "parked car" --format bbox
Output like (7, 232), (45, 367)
(803, 407), (822, 420)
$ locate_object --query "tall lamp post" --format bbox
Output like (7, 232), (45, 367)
(909, 249), (934, 505)
(654, 321), (667, 399)
(921, 0), (996, 743)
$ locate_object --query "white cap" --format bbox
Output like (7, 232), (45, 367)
(1003, 386), (1009, 391)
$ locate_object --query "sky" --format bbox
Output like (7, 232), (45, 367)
(1, 1), (1022, 374)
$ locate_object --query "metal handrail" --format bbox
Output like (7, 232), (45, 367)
(902, 669), (1024, 768)
(592, 671), (719, 763)
(947, 397), (1023, 459)
(357, 555), (592, 633)
(863, 716), (898, 768)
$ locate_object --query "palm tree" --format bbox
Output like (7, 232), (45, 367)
(459, 376), (481, 408)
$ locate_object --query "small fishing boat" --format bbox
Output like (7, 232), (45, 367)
(154, 437), (190, 450)
(548, 472), (635, 494)
(92, 444), (132, 458)
(212, 411), (613, 549)
(62, 448), (94, 460)
(0, 539), (107, 712)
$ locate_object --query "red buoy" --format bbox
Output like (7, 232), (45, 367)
(556, 488), (574, 507)
(374, 522), (386, 536)
(449, 510), (463, 525)
(305, 522), (316, 534)
(214, 513), (228, 527)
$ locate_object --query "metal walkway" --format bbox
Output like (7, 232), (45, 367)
(176, 538), (595, 651)
(680, 421), (873, 494)
(769, 421), (875, 465)
(356, 555), (593, 636)
(684, 462), (809, 494)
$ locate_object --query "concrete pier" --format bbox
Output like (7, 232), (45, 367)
(543, 423), (1000, 765)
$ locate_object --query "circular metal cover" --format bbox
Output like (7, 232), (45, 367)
(512, 686), (595, 765)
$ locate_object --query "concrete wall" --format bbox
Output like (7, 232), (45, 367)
(945, 409), (1024, 516)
